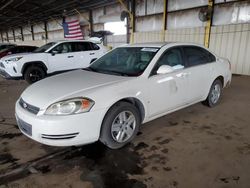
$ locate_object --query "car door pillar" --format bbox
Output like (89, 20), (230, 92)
(12, 29), (16, 42)
(6, 31), (9, 42)
(31, 25), (35, 41)
(20, 26), (24, 41)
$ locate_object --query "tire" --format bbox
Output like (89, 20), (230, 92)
(100, 101), (141, 149)
(24, 66), (46, 84)
(203, 79), (222, 107)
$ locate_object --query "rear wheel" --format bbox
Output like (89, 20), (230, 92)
(24, 66), (46, 84)
(204, 79), (222, 107)
(100, 102), (140, 149)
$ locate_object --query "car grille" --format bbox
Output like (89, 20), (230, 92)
(17, 117), (32, 136)
(0, 62), (5, 68)
(19, 98), (40, 115)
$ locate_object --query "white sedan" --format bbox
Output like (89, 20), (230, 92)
(15, 42), (232, 149)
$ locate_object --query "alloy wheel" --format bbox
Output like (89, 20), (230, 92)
(111, 111), (136, 143)
(210, 83), (221, 104)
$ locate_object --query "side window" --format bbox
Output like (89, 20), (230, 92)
(73, 42), (92, 52)
(91, 43), (100, 50)
(19, 47), (26, 53)
(10, 48), (17, 53)
(22, 47), (29, 52)
(152, 47), (184, 74)
(24, 47), (31, 52)
(52, 43), (73, 53)
(85, 42), (93, 51)
(184, 46), (215, 67)
(24, 47), (34, 52)
(15, 47), (22, 53)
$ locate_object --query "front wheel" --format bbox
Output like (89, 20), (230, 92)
(100, 102), (141, 149)
(204, 79), (222, 107)
(24, 66), (46, 84)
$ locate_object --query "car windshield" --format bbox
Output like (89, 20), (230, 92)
(89, 47), (159, 76)
(33, 42), (56, 53)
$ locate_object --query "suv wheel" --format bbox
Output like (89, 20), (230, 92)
(24, 66), (46, 84)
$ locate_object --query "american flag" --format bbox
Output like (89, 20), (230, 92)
(63, 20), (83, 40)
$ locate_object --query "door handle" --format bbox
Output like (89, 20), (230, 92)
(177, 72), (190, 78)
(89, 53), (95, 55)
(68, 55), (74, 58)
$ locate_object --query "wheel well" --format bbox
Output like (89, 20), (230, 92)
(99, 97), (146, 138)
(216, 76), (224, 87)
(116, 97), (146, 123)
(21, 62), (48, 75)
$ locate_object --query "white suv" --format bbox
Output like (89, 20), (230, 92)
(0, 40), (108, 83)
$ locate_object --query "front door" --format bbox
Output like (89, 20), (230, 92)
(146, 47), (188, 118)
(48, 42), (76, 72)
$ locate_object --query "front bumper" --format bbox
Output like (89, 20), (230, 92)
(0, 60), (22, 79)
(15, 100), (107, 147)
(0, 68), (12, 79)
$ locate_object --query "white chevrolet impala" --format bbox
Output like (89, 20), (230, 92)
(15, 42), (232, 149)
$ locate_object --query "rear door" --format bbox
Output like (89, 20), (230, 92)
(89, 42), (104, 60)
(182, 46), (217, 102)
(72, 42), (100, 68)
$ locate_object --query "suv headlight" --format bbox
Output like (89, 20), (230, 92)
(5, 57), (23, 63)
(45, 98), (94, 115)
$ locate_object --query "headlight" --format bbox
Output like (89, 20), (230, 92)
(45, 98), (95, 115)
(5, 57), (23, 63)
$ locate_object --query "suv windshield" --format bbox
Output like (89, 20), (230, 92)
(34, 42), (56, 53)
(89, 47), (159, 76)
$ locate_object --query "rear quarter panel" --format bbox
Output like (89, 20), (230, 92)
(203, 57), (232, 99)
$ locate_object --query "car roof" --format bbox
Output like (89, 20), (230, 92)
(121, 42), (208, 49)
(14, 45), (37, 48)
(54, 40), (92, 43)
(124, 42), (170, 48)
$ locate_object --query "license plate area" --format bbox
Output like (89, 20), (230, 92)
(17, 117), (32, 136)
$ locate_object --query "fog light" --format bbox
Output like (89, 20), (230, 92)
(13, 67), (17, 73)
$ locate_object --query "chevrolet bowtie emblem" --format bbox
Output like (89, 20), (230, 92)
(23, 103), (28, 108)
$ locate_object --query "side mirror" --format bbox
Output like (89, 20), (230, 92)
(156, 65), (174, 75)
(51, 50), (59, 56)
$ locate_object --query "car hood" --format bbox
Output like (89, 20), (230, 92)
(21, 70), (130, 109)
(1, 52), (43, 60)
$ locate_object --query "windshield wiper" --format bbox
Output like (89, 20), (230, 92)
(106, 70), (130, 76)
(83, 67), (130, 76)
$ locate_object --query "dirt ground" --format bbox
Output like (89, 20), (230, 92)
(0, 75), (250, 188)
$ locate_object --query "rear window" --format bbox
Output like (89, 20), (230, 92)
(184, 46), (216, 67)
(72, 42), (93, 52)
(91, 43), (100, 50)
